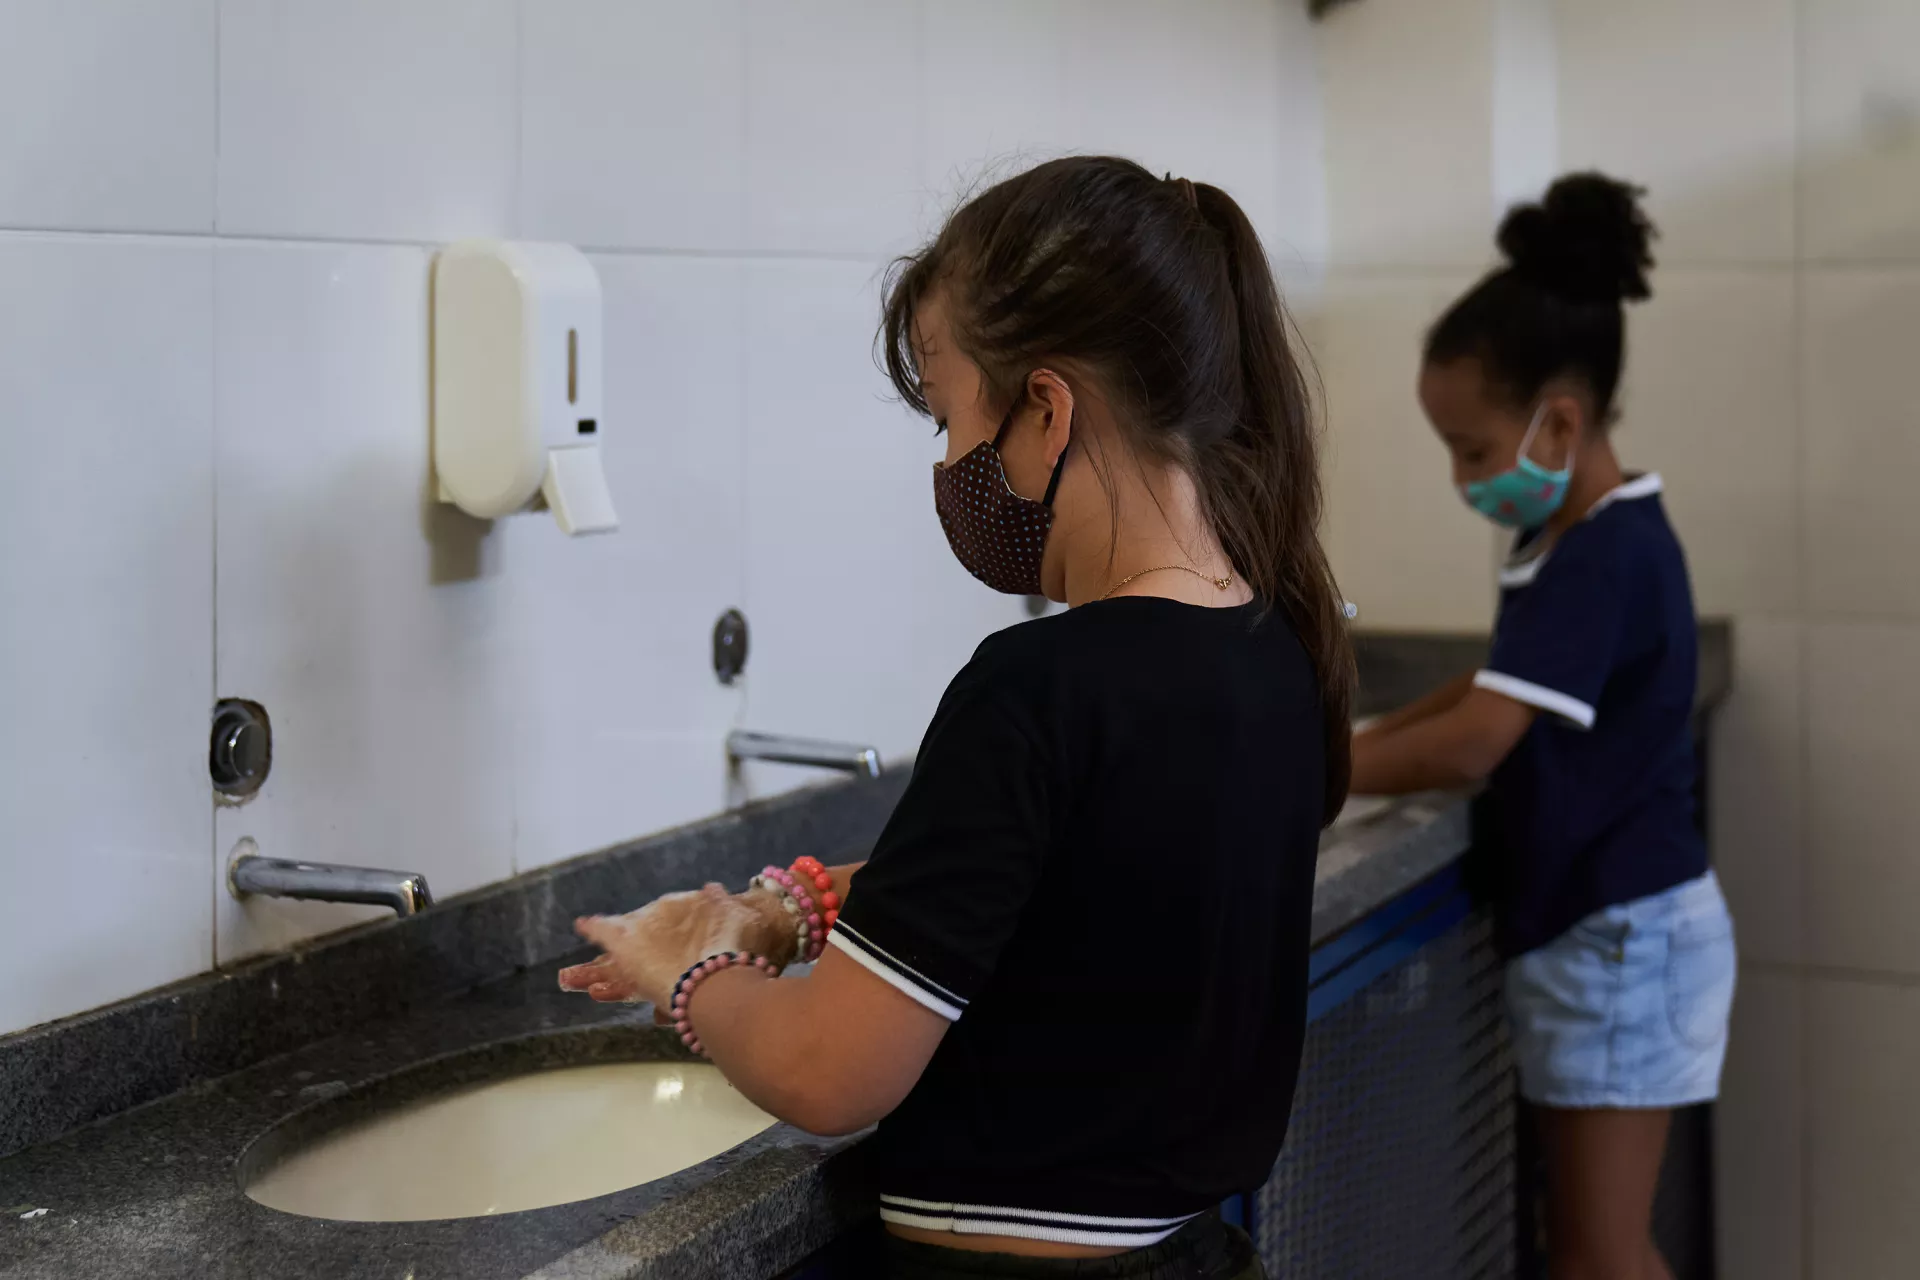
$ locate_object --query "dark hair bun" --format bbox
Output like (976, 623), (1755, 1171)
(1496, 171), (1657, 305)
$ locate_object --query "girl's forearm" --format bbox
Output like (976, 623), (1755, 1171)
(680, 943), (945, 1137)
(1361, 671), (1476, 736)
(682, 966), (837, 1128)
(1352, 688), (1533, 796)
(679, 859), (885, 1133)
(1352, 715), (1484, 795)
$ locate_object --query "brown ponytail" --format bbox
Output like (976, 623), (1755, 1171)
(881, 157), (1354, 824)
(1189, 182), (1354, 821)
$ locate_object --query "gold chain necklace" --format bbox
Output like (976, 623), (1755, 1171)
(1099, 564), (1235, 601)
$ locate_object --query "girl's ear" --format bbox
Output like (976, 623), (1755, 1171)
(1541, 391), (1587, 468)
(1026, 368), (1077, 469)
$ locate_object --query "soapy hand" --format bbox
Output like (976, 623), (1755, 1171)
(557, 884), (766, 1015)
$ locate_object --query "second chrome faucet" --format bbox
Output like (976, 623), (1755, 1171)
(726, 730), (882, 779)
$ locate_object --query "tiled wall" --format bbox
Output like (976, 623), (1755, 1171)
(0, 1), (1323, 1035)
(1315, 2), (1920, 1276)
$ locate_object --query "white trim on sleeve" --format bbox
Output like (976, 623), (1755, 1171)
(1499, 552), (1551, 588)
(826, 926), (966, 1021)
(1474, 669), (1597, 730)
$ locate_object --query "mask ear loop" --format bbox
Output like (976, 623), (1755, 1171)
(1516, 399), (1576, 474)
(994, 391), (1072, 509)
(1040, 447), (1068, 508)
(1515, 400), (1548, 465)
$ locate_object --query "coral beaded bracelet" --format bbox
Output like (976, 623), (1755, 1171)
(668, 951), (774, 1058)
(789, 856), (842, 935)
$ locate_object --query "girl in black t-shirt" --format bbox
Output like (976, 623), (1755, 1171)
(558, 156), (1352, 1279)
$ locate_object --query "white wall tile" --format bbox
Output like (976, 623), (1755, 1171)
(0, 1), (217, 233)
(218, 0), (517, 242)
(1319, 0), (1498, 269)
(744, 0), (921, 257)
(1556, 0), (1796, 264)
(1710, 620), (1805, 968)
(918, 0), (1071, 237)
(519, 0), (747, 252)
(0, 237), (214, 1035)
(1615, 271), (1799, 616)
(1805, 620), (1920, 977)
(1716, 968), (1804, 1280)
(1490, 0), (1558, 218)
(1801, 268), (1920, 620)
(1801, 0), (1920, 262)
(740, 259), (1019, 795)
(1808, 975), (1920, 1279)
(1320, 272), (1501, 630)
(1060, 0), (1287, 257)
(1282, 260), (1331, 386)
(920, 0), (1323, 265)
(505, 255), (748, 871)
(1272, 0), (1329, 267)
(212, 242), (515, 962)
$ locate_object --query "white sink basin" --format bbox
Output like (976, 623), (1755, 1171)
(244, 1061), (775, 1222)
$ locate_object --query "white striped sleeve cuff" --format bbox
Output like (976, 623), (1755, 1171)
(1473, 669), (1597, 730)
(827, 923), (969, 1021)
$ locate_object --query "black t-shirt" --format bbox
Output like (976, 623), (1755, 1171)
(830, 597), (1324, 1250)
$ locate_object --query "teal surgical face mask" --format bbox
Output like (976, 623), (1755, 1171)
(1461, 402), (1571, 529)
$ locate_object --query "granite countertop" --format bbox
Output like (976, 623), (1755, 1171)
(0, 969), (876, 1280)
(0, 806), (1479, 1280)
(0, 624), (1733, 1280)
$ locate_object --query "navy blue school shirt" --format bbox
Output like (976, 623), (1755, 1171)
(1471, 473), (1708, 956)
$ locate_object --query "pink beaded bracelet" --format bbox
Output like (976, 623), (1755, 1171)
(750, 865), (826, 963)
(668, 950), (774, 1058)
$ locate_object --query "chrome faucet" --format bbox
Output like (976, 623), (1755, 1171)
(726, 730), (882, 779)
(228, 843), (434, 917)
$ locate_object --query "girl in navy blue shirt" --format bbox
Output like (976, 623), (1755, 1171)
(1350, 173), (1735, 1280)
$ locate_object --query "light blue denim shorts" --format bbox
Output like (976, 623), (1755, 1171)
(1505, 870), (1737, 1109)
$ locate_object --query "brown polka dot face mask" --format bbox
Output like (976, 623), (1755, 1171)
(932, 410), (1067, 596)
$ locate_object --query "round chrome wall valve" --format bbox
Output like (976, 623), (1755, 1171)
(712, 609), (749, 685)
(210, 699), (271, 799)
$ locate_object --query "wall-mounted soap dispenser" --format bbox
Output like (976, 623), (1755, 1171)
(432, 240), (618, 536)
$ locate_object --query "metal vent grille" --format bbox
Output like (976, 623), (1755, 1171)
(1253, 910), (1516, 1279)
